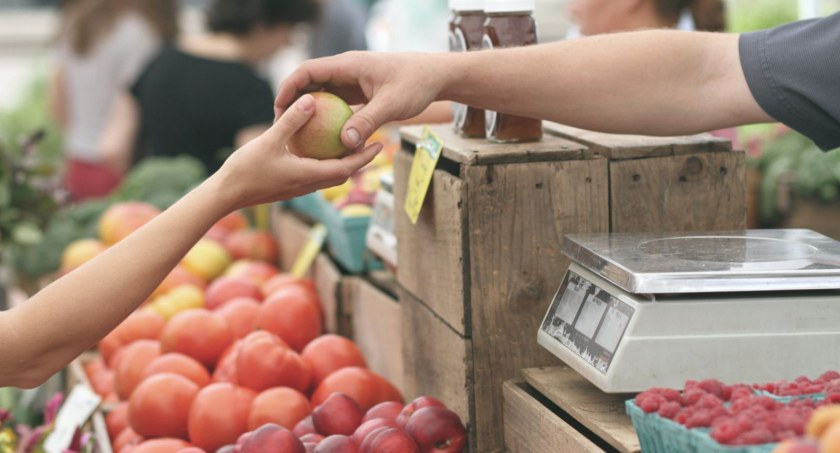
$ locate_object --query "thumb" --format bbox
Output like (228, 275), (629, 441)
(341, 98), (394, 149)
(267, 94), (316, 143)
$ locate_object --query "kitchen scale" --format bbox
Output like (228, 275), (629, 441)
(537, 229), (840, 393)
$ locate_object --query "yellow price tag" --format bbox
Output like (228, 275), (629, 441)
(290, 223), (327, 278)
(404, 127), (443, 224)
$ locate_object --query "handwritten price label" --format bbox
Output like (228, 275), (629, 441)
(404, 127), (443, 224)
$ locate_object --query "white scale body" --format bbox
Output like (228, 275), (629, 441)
(538, 229), (840, 393)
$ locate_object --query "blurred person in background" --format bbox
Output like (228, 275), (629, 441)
(99, 0), (319, 176)
(50, 0), (178, 201)
(567, 0), (736, 145)
(309, 0), (368, 58)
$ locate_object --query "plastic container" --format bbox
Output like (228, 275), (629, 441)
(482, 0), (542, 143)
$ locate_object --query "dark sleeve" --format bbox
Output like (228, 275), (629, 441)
(739, 11), (840, 151)
(233, 78), (275, 130)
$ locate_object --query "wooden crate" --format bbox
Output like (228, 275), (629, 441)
(342, 276), (404, 391)
(67, 353), (114, 453)
(394, 124), (745, 453)
(504, 366), (640, 453)
(544, 122), (746, 232)
(270, 205), (315, 273)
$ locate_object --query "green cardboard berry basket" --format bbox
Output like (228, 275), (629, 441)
(284, 193), (383, 273)
(625, 400), (776, 453)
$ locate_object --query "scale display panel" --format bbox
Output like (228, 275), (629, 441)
(541, 270), (634, 374)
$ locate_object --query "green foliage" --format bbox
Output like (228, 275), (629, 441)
(727, 0), (798, 33)
(754, 131), (840, 224)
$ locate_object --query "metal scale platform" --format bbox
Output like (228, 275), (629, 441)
(537, 229), (840, 393)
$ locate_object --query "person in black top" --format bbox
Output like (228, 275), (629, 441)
(100, 0), (319, 175)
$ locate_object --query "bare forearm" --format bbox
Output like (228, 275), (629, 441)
(2, 174), (233, 387)
(441, 30), (771, 135)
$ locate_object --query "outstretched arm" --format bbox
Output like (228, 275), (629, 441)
(0, 94), (380, 388)
(276, 30), (772, 149)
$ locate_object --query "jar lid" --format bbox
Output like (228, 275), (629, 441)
(483, 0), (535, 12)
(449, 0), (483, 11)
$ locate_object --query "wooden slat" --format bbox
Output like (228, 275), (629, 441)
(609, 151), (747, 232)
(398, 286), (472, 431)
(523, 367), (640, 453)
(400, 124), (591, 166)
(503, 380), (604, 453)
(394, 149), (469, 335)
(346, 277), (404, 391)
(312, 253), (344, 334)
(544, 122), (732, 160)
(464, 157), (610, 453)
(270, 206), (314, 274)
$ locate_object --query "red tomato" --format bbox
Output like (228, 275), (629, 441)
(188, 383), (256, 452)
(311, 367), (403, 412)
(256, 286), (322, 351)
(143, 353), (211, 388)
(248, 387), (312, 430)
(236, 331), (311, 393)
(160, 310), (233, 368)
(129, 373), (199, 439)
(114, 340), (161, 400)
(301, 335), (367, 388)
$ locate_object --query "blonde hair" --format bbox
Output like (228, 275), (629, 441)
(59, 0), (179, 56)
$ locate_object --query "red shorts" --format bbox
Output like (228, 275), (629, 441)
(64, 159), (122, 201)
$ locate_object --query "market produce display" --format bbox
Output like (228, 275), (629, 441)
(64, 203), (468, 453)
(630, 372), (840, 451)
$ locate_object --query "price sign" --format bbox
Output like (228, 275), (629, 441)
(404, 127), (443, 224)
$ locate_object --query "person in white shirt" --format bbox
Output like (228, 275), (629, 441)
(50, 0), (178, 200)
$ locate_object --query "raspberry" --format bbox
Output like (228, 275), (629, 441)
(795, 375), (811, 384)
(637, 393), (666, 413)
(823, 393), (840, 404)
(711, 419), (746, 444)
(696, 394), (724, 410)
(769, 408), (805, 434)
(686, 409), (714, 428)
(657, 401), (681, 419)
(731, 428), (775, 446)
(820, 371), (840, 381)
(753, 396), (780, 411)
(674, 409), (690, 425)
(698, 379), (727, 399)
(683, 388), (706, 406)
(729, 386), (754, 402)
(774, 430), (797, 442)
(650, 387), (683, 404)
(803, 384), (824, 394)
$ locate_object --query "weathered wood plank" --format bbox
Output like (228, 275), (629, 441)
(609, 151), (747, 232)
(398, 286), (472, 432)
(394, 149), (469, 335)
(345, 277), (404, 391)
(312, 253), (343, 334)
(523, 367), (641, 453)
(270, 205), (313, 274)
(544, 122), (732, 160)
(465, 158), (610, 453)
(503, 380), (604, 453)
(400, 124), (591, 166)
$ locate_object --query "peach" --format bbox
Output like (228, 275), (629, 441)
(312, 393), (364, 436)
(352, 419), (399, 444)
(182, 239), (231, 281)
(403, 407), (466, 453)
(98, 202), (160, 245)
(360, 427), (417, 453)
(239, 423), (305, 453)
(396, 397), (445, 427)
(60, 238), (107, 273)
(288, 92), (353, 160)
(314, 435), (359, 453)
(294, 416), (317, 437)
(362, 402), (403, 424)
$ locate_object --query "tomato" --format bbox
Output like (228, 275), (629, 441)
(129, 438), (192, 453)
(115, 310), (166, 344)
(205, 277), (262, 311)
(311, 367), (403, 412)
(256, 286), (322, 352)
(213, 298), (260, 339)
(143, 353), (211, 388)
(188, 383), (256, 452)
(113, 427), (143, 452)
(85, 356), (115, 397)
(99, 330), (124, 366)
(261, 274), (316, 299)
(152, 265), (208, 299)
(106, 402), (130, 440)
(248, 387), (312, 430)
(212, 341), (240, 384)
(301, 335), (367, 388)
(236, 331), (311, 393)
(160, 309), (233, 368)
(114, 340), (161, 400)
(129, 373), (199, 439)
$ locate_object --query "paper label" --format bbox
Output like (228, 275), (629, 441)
(290, 223), (327, 278)
(404, 127), (443, 225)
(44, 385), (101, 453)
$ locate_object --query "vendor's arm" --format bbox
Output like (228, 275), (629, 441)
(0, 94), (381, 389)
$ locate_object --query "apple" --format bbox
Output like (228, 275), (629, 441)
(294, 416), (317, 437)
(313, 435), (359, 453)
(98, 202), (160, 245)
(396, 397), (445, 427)
(352, 419), (399, 444)
(288, 92), (353, 160)
(224, 230), (279, 264)
(239, 423), (304, 453)
(312, 393), (364, 436)
(362, 427), (418, 453)
(205, 277), (262, 310)
(358, 427), (389, 453)
(404, 407), (466, 453)
(363, 402), (404, 424)
(299, 433), (324, 444)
